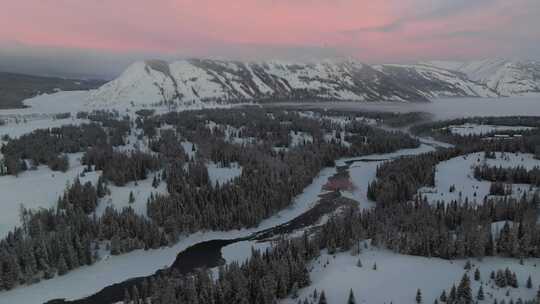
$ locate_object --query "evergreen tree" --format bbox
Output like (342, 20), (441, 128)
(526, 276), (532, 289)
(440, 290), (447, 302)
(152, 175), (159, 188)
(291, 282), (299, 299)
(131, 285), (139, 304)
(318, 291), (327, 304)
(477, 285), (485, 300)
(348, 289), (357, 304)
(129, 191), (135, 204)
(449, 285), (457, 304)
(457, 274), (473, 304)
(416, 289), (423, 304)
(123, 288), (131, 304)
(57, 255), (68, 276)
(474, 268), (481, 281)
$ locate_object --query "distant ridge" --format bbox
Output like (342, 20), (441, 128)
(88, 58), (504, 107)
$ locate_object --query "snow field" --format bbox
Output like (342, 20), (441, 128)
(418, 152), (540, 206)
(0, 153), (99, 238)
(282, 246), (540, 304)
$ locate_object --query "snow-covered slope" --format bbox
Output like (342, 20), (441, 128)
(89, 58), (540, 107)
(425, 59), (540, 96)
(376, 63), (498, 98)
(88, 59), (502, 107)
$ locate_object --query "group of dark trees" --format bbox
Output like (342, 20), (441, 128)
(122, 237), (315, 304)
(368, 119), (540, 207)
(120, 114), (540, 304)
(3, 109), (539, 303)
(367, 148), (466, 207)
(0, 178), (170, 290)
(318, 193), (540, 259)
(0, 110), (134, 176)
(142, 108), (420, 238)
(475, 165), (540, 187)
(82, 145), (161, 186)
(0, 108), (422, 291)
(0, 124), (108, 175)
(120, 189), (540, 304)
(410, 116), (540, 159)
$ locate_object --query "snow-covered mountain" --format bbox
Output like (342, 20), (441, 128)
(88, 59), (500, 107)
(424, 59), (540, 96)
(375, 63), (497, 98)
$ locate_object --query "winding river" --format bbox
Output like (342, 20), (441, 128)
(0, 127), (449, 304)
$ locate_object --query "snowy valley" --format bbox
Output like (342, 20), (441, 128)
(0, 61), (539, 304)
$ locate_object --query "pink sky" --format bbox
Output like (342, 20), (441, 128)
(1, 0), (539, 63)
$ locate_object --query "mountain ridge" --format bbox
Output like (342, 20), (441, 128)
(423, 59), (540, 96)
(87, 58), (538, 107)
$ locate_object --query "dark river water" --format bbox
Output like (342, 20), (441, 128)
(44, 182), (352, 304)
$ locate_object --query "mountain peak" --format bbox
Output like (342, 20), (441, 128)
(86, 58), (539, 108)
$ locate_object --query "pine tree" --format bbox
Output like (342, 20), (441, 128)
(318, 290), (327, 304)
(509, 272), (518, 288)
(57, 254), (68, 276)
(457, 274), (473, 304)
(129, 191), (135, 204)
(416, 289), (423, 304)
(526, 276), (532, 289)
(291, 282), (299, 299)
(440, 290), (447, 302)
(449, 285), (457, 304)
(373, 262), (377, 270)
(348, 289), (356, 304)
(496, 270), (506, 287)
(464, 260), (472, 270)
(152, 175), (159, 188)
(356, 259), (362, 268)
(474, 268), (481, 281)
(123, 288), (131, 304)
(131, 285), (139, 304)
(477, 285), (485, 300)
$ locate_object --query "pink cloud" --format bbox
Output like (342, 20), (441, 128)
(0, 0), (538, 62)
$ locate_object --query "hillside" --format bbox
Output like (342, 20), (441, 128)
(88, 59), (499, 107)
(424, 59), (540, 96)
(0, 72), (105, 109)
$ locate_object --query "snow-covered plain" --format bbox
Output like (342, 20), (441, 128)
(282, 246), (540, 304)
(94, 172), (168, 218)
(0, 153), (99, 238)
(419, 152), (540, 205)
